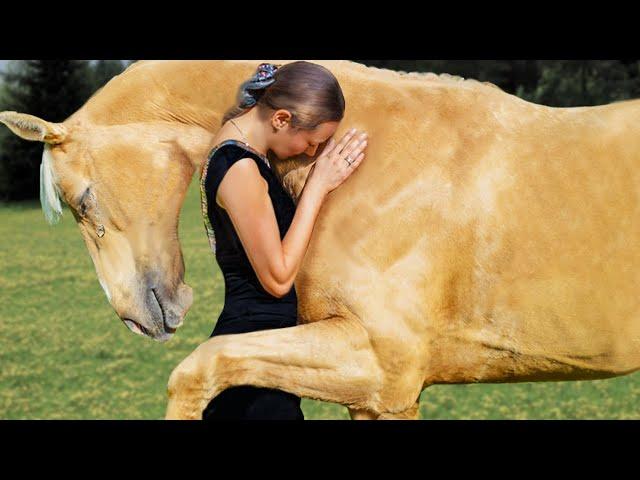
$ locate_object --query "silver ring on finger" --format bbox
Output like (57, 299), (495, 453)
(345, 156), (353, 166)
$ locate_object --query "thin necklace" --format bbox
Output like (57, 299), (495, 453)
(229, 119), (271, 168)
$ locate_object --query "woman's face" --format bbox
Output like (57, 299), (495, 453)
(272, 119), (340, 159)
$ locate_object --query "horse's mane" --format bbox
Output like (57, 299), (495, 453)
(331, 60), (504, 92)
(74, 59), (514, 131)
(118, 59), (504, 93)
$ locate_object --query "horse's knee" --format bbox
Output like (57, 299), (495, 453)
(167, 355), (205, 398)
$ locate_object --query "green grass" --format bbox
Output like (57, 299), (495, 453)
(1, 177), (638, 419)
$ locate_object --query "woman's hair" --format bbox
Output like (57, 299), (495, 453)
(222, 61), (345, 130)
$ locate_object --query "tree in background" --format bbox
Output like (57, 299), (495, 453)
(91, 60), (129, 93)
(2, 60), (93, 122)
(518, 60), (640, 107)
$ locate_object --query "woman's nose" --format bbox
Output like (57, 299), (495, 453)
(305, 145), (318, 156)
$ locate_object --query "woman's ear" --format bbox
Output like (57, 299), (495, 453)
(271, 109), (292, 131)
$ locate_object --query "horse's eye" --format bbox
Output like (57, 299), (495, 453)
(77, 188), (91, 217)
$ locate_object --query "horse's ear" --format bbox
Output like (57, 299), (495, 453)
(0, 111), (68, 144)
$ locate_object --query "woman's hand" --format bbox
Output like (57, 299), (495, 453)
(308, 128), (368, 196)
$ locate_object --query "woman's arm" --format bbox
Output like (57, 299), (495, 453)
(217, 130), (367, 298)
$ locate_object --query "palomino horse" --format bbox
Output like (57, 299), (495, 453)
(1, 60), (639, 419)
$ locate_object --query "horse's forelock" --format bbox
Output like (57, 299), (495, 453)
(39, 146), (63, 225)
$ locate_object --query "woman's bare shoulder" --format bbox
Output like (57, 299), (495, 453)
(216, 157), (268, 210)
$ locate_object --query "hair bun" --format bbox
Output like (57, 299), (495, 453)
(238, 63), (280, 108)
(256, 63), (279, 81)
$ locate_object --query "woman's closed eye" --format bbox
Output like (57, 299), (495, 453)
(305, 144), (319, 156)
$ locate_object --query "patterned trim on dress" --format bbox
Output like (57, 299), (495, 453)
(200, 139), (273, 256)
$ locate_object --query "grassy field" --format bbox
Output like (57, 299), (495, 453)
(1, 176), (639, 419)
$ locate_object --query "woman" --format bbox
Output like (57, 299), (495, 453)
(200, 61), (368, 420)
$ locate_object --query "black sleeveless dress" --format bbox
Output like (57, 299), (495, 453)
(199, 139), (304, 420)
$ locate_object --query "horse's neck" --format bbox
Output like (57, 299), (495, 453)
(76, 60), (313, 180)
(79, 60), (268, 128)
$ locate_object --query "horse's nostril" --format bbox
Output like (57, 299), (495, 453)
(151, 287), (181, 332)
(151, 288), (166, 320)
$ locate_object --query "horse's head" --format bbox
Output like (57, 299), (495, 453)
(0, 111), (198, 341)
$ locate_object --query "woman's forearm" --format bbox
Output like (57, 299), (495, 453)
(267, 130), (367, 297)
(273, 177), (327, 294)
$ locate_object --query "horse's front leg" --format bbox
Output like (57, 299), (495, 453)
(165, 318), (383, 419)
